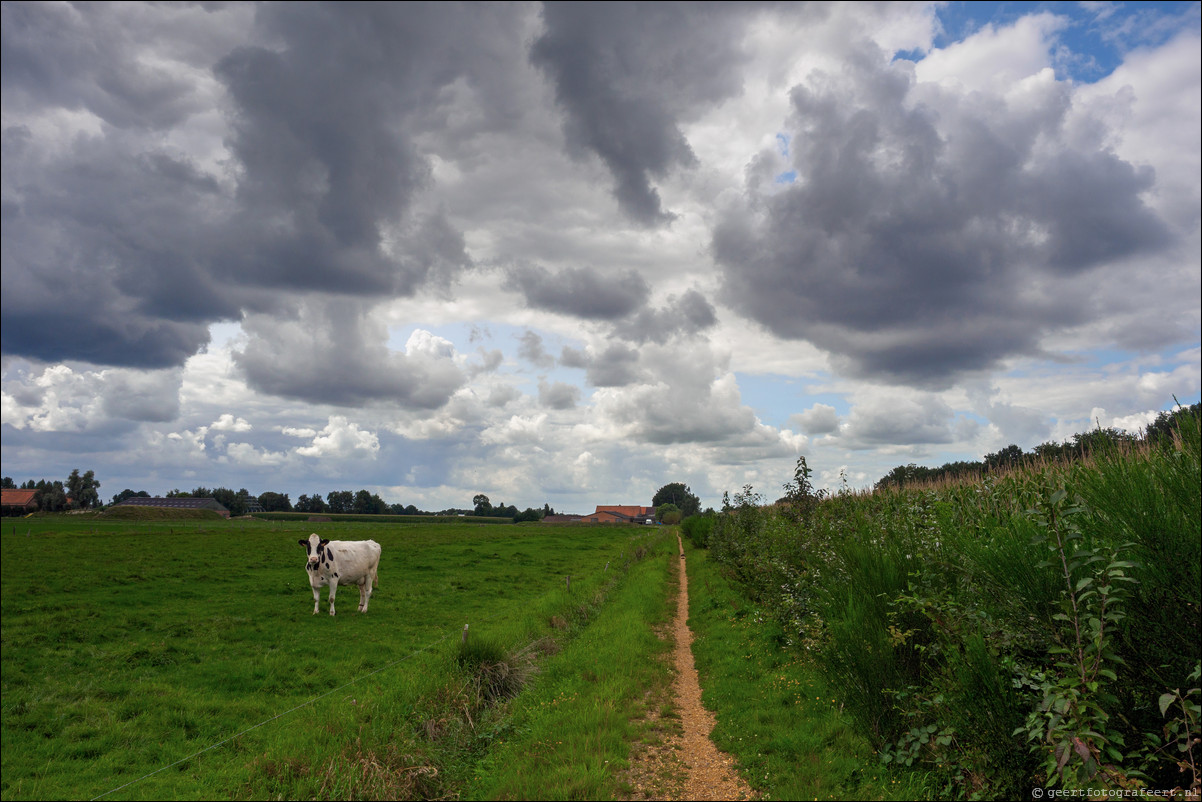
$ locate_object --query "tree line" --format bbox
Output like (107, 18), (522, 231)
(2, 469), (101, 513)
(2, 475), (560, 521)
(875, 402), (1201, 489)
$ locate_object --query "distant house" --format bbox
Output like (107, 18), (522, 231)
(114, 497), (231, 518)
(243, 499), (265, 514)
(1, 489), (38, 516)
(541, 505), (656, 524)
(585, 505), (655, 524)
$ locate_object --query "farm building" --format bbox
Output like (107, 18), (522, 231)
(1, 489), (39, 516)
(113, 497), (231, 518)
(586, 505), (655, 524)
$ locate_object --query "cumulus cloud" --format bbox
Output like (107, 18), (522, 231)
(538, 380), (580, 410)
(224, 441), (286, 467)
(614, 289), (718, 344)
(210, 413), (252, 432)
(294, 415), (380, 459)
(486, 384), (522, 408)
(790, 403), (840, 435)
(585, 344), (646, 388)
(833, 393), (962, 449)
(518, 330), (555, 369)
(505, 264), (648, 320)
(713, 31), (1173, 387)
(233, 300), (466, 408)
(1, 363), (181, 430)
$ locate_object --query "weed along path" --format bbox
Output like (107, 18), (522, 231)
(634, 533), (755, 800)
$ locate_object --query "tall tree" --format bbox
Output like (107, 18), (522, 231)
(111, 488), (149, 505)
(652, 482), (700, 518)
(326, 490), (353, 514)
(66, 468), (101, 509)
(34, 480), (68, 512)
(258, 491), (292, 512)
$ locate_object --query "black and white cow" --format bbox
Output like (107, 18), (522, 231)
(298, 534), (381, 616)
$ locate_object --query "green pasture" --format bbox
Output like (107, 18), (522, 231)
(0, 516), (659, 800)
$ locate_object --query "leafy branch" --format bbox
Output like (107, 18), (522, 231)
(1018, 487), (1140, 788)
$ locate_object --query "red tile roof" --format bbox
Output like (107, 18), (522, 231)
(1, 489), (38, 507)
(593, 505), (652, 518)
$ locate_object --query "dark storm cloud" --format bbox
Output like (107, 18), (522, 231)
(0, 2), (213, 130)
(233, 299), (465, 409)
(505, 265), (649, 320)
(531, 1), (751, 224)
(1, 129), (226, 367)
(2, 2), (499, 371)
(213, 2), (480, 295)
(712, 43), (1173, 386)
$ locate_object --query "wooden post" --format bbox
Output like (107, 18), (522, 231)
(604, 561), (609, 572)
(462, 623), (469, 644)
(566, 575), (571, 593)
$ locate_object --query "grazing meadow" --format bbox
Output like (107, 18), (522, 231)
(0, 516), (673, 800)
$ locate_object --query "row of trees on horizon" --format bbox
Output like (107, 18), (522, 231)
(874, 402), (1201, 489)
(5, 404), (1195, 516)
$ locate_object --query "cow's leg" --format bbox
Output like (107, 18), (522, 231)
(311, 584), (321, 615)
(360, 576), (373, 613)
(328, 582), (337, 616)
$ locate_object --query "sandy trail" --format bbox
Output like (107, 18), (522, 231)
(622, 535), (755, 800)
(671, 534), (755, 801)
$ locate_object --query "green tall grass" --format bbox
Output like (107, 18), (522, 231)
(705, 413), (1201, 798)
(685, 544), (931, 800)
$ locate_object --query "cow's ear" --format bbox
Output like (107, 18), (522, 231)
(298, 539), (307, 546)
(320, 538), (330, 546)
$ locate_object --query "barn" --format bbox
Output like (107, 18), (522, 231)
(113, 497), (231, 518)
(0, 489), (39, 516)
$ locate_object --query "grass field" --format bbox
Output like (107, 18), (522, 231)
(0, 516), (666, 800)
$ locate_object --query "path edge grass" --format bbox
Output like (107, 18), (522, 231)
(685, 542), (932, 801)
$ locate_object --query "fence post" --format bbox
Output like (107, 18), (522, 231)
(566, 575), (571, 593)
(461, 623), (469, 644)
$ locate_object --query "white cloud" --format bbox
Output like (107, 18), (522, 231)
(211, 413), (252, 432)
(295, 416), (380, 459)
(224, 441), (287, 466)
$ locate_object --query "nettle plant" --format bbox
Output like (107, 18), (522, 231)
(1018, 487), (1140, 789)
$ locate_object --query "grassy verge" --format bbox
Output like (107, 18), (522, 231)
(465, 528), (678, 800)
(686, 544), (932, 801)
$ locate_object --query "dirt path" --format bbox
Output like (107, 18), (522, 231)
(622, 535), (755, 800)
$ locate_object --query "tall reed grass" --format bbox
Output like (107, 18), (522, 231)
(707, 412), (1201, 799)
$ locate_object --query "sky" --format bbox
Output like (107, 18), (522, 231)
(2, 1), (1199, 513)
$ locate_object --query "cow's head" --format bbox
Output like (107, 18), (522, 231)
(298, 534), (331, 571)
